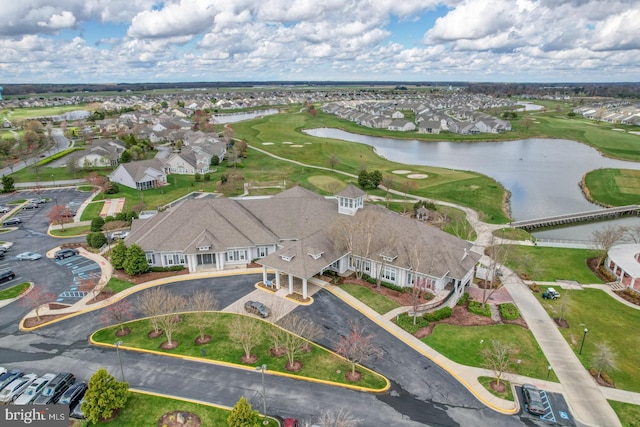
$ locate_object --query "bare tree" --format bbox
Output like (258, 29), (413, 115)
(481, 239), (511, 305)
(78, 275), (101, 302)
(592, 225), (624, 268)
(47, 204), (73, 231)
(137, 287), (168, 337)
(591, 342), (617, 380)
(316, 408), (361, 427)
(278, 314), (323, 371)
(191, 290), (218, 344)
(99, 299), (135, 335)
(521, 116), (534, 130)
(404, 244), (432, 325)
(156, 292), (187, 348)
(480, 339), (515, 387)
(335, 320), (381, 381)
(20, 286), (55, 322)
(228, 315), (263, 363)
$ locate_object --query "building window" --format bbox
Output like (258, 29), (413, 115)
(146, 252), (155, 264)
(257, 246), (268, 258)
(225, 249), (247, 262)
(382, 266), (397, 283)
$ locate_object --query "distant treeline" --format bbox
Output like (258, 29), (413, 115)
(2, 81), (639, 99)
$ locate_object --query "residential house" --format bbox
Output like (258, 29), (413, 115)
(75, 139), (125, 167)
(109, 159), (167, 191)
(126, 185), (480, 302)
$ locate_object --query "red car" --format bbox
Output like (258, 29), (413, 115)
(283, 419), (299, 427)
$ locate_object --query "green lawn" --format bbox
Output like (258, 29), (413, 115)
(493, 227), (532, 241)
(50, 224), (92, 237)
(73, 390), (278, 426)
(0, 282), (29, 300)
(534, 287), (640, 392)
(501, 245), (603, 284)
(80, 201), (104, 221)
(76, 185), (95, 192)
(338, 284), (401, 314)
(103, 277), (137, 294)
(423, 323), (557, 381)
(92, 312), (388, 390)
(584, 168), (640, 206)
(609, 400), (640, 427)
(478, 376), (514, 401)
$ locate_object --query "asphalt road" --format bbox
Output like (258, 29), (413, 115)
(0, 188), (568, 426)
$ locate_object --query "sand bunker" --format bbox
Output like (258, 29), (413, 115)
(262, 142), (274, 145)
(407, 174), (428, 179)
(282, 141), (293, 144)
(291, 145), (304, 147)
(392, 170), (412, 175)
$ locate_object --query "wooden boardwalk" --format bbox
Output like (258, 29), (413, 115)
(511, 205), (640, 230)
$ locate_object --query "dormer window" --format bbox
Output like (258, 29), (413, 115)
(308, 250), (324, 260)
(381, 255), (397, 263)
(198, 246), (210, 251)
(281, 254), (295, 262)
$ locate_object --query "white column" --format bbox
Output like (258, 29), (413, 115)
(188, 255), (196, 273)
(288, 275), (293, 294)
(216, 253), (224, 270)
(302, 278), (308, 300)
(275, 270), (281, 290)
(262, 266), (268, 283)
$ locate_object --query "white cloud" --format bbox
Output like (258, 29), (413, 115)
(37, 11), (77, 30)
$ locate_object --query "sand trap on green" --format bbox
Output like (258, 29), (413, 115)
(291, 144), (304, 147)
(304, 142), (312, 145)
(392, 170), (412, 175)
(262, 142), (274, 145)
(282, 141), (293, 144)
(407, 174), (428, 179)
(308, 175), (347, 192)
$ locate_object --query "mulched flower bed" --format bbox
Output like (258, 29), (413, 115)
(158, 411), (201, 427)
(23, 314), (67, 328)
(195, 335), (211, 345)
(112, 268), (190, 285)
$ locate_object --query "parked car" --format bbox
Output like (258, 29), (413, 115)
(33, 372), (75, 405)
(0, 269), (16, 283)
(28, 198), (48, 204)
(0, 369), (22, 391)
(542, 288), (560, 300)
(16, 252), (42, 261)
(244, 300), (271, 318)
(2, 217), (22, 227)
(13, 373), (56, 405)
(522, 383), (546, 415)
(283, 418), (300, 427)
(109, 231), (129, 241)
(54, 248), (79, 260)
(0, 368), (6, 376)
(0, 373), (38, 403)
(23, 203), (39, 210)
(0, 206), (10, 213)
(70, 396), (86, 419)
(58, 381), (87, 408)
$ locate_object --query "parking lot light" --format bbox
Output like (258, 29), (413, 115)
(579, 328), (588, 355)
(547, 365), (552, 379)
(51, 174), (56, 187)
(115, 340), (125, 382)
(255, 364), (268, 425)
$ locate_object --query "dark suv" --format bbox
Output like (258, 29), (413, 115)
(244, 300), (271, 318)
(54, 248), (79, 260)
(33, 372), (75, 405)
(58, 382), (87, 409)
(0, 269), (16, 283)
(2, 217), (21, 227)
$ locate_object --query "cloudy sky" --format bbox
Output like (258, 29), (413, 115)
(1, 0), (638, 84)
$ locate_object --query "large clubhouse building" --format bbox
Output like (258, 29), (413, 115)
(127, 185), (481, 302)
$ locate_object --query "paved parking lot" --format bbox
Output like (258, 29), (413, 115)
(54, 254), (101, 303)
(515, 385), (575, 426)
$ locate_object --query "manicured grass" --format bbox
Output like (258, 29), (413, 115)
(339, 283), (401, 314)
(422, 323), (556, 381)
(478, 376), (514, 401)
(92, 312), (388, 390)
(76, 185), (95, 192)
(534, 287), (640, 392)
(501, 245), (603, 284)
(0, 282), (29, 300)
(50, 224), (92, 237)
(80, 201), (105, 221)
(1, 104), (92, 121)
(493, 227), (532, 241)
(584, 168), (640, 207)
(103, 277), (136, 294)
(609, 400), (640, 427)
(73, 390), (278, 426)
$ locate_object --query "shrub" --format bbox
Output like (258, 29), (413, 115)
(361, 274), (406, 293)
(396, 313), (430, 334)
(122, 244), (149, 275)
(424, 306), (453, 322)
(194, 173), (202, 182)
(528, 283), (541, 293)
(468, 301), (492, 317)
(204, 173), (211, 181)
(110, 240), (127, 270)
(149, 266), (186, 272)
(105, 183), (120, 194)
(90, 216), (105, 232)
(499, 303), (520, 320)
(86, 232), (107, 249)
(457, 292), (470, 306)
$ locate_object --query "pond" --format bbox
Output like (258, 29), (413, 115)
(212, 109), (279, 124)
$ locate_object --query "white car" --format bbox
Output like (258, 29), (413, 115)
(0, 373), (37, 403)
(15, 252), (42, 261)
(13, 373), (55, 405)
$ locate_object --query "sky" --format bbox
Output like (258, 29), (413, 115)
(0, 0), (639, 84)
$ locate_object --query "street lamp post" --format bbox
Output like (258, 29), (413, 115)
(255, 364), (268, 425)
(51, 174), (56, 187)
(579, 328), (588, 355)
(547, 365), (552, 379)
(115, 340), (125, 382)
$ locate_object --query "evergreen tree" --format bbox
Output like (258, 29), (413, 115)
(86, 232), (107, 249)
(123, 244), (149, 275)
(2, 175), (14, 193)
(111, 240), (127, 270)
(227, 396), (261, 427)
(82, 368), (128, 425)
(120, 150), (132, 163)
